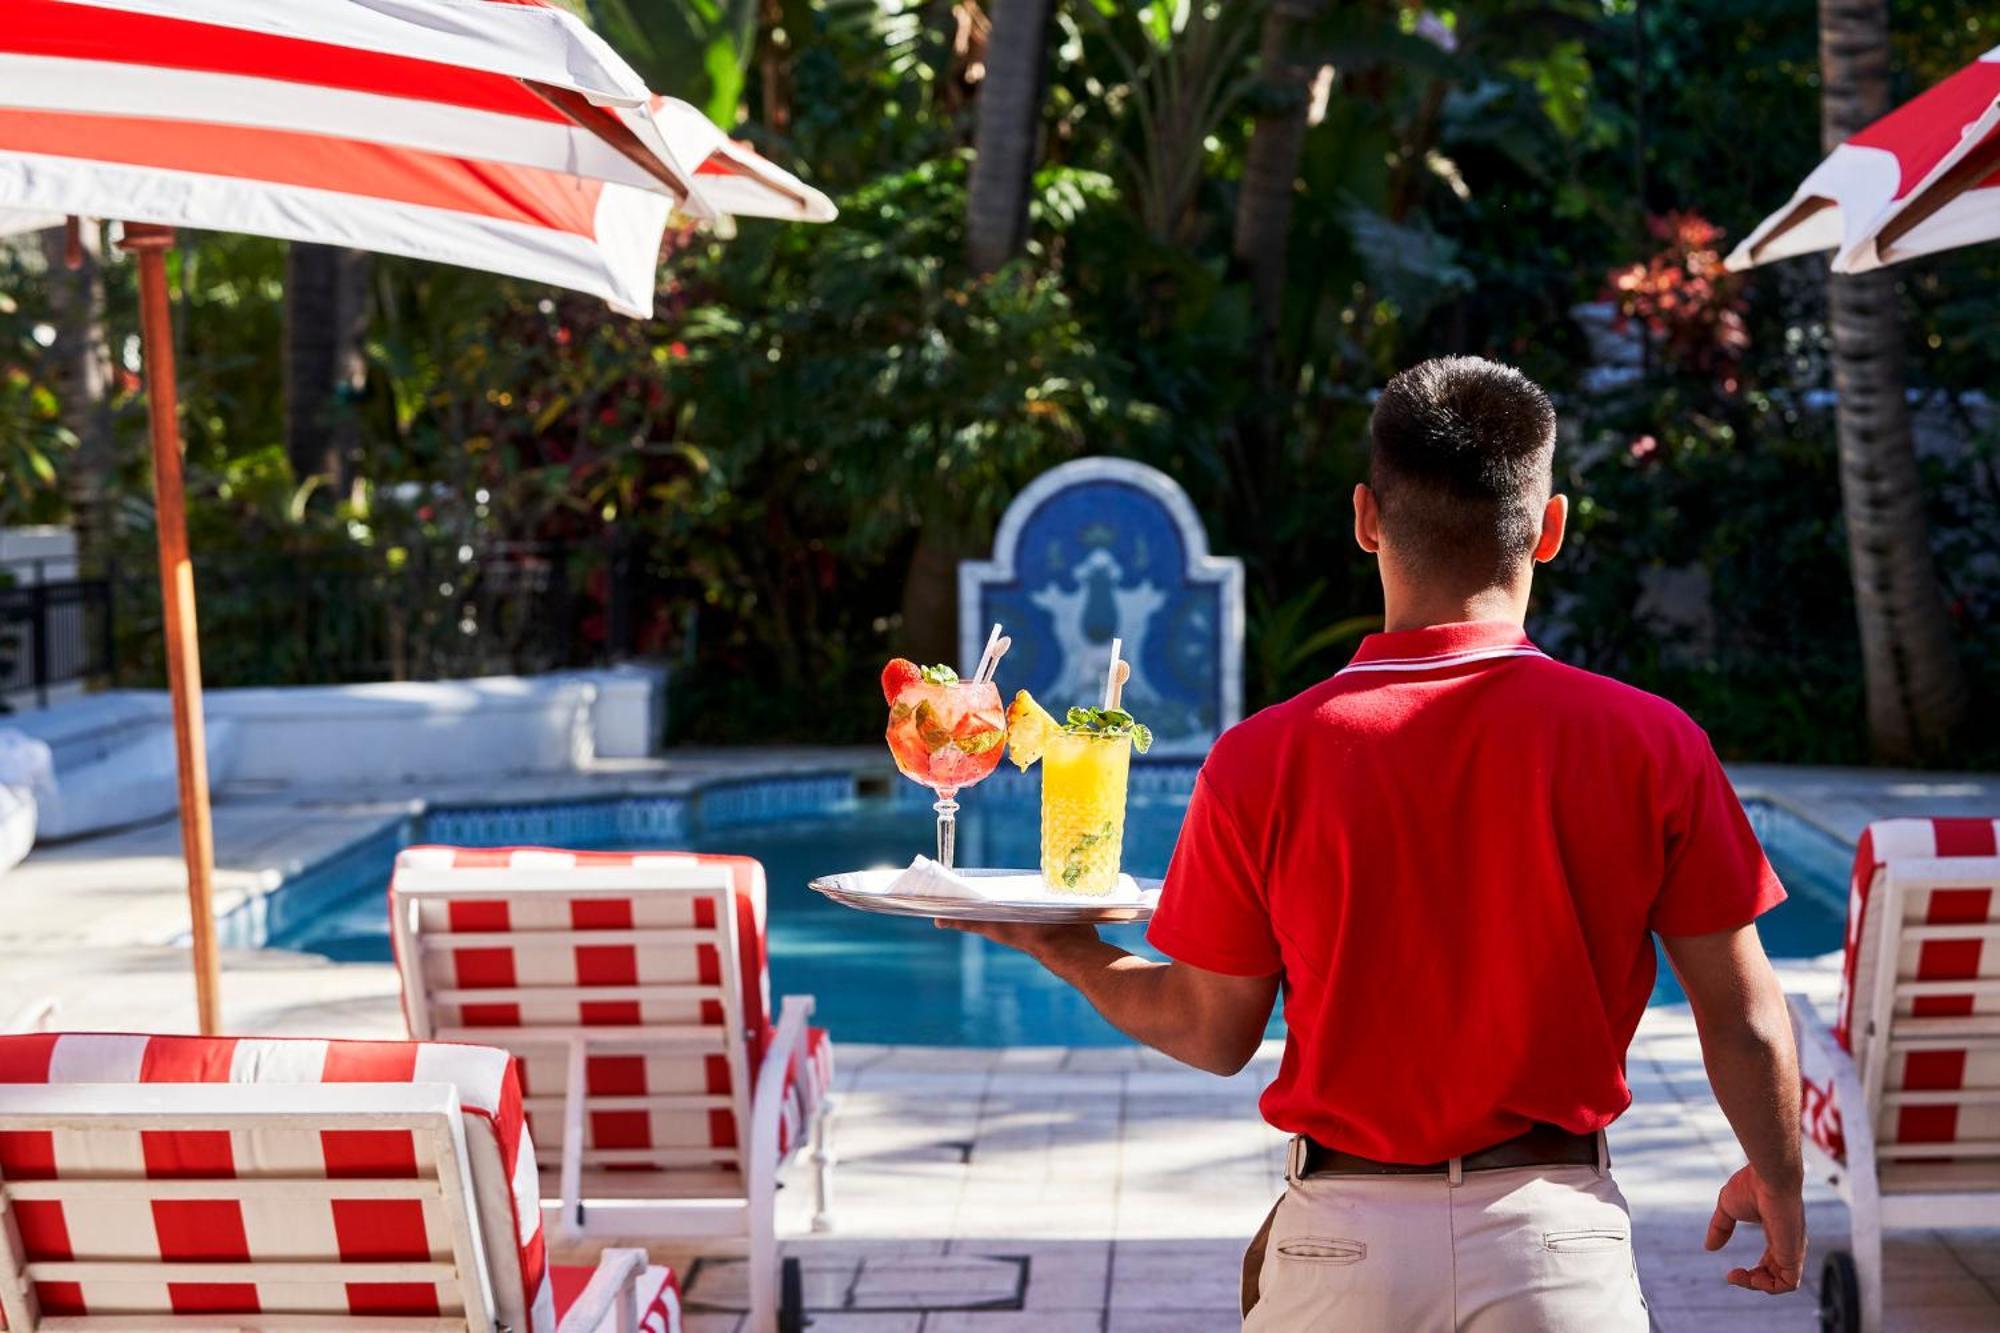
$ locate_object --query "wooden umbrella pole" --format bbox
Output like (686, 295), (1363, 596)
(119, 223), (223, 1035)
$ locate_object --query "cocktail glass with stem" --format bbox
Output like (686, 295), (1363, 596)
(885, 677), (1006, 869)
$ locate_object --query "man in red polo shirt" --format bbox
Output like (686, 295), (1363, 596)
(946, 356), (1805, 1328)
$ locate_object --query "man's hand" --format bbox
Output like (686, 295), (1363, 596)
(1705, 1164), (1805, 1294)
(934, 917), (1100, 964)
(1663, 925), (1806, 1295)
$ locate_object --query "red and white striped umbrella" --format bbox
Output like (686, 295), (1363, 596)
(0, 0), (834, 1034)
(1728, 45), (2000, 272)
(0, 0), (835, 313)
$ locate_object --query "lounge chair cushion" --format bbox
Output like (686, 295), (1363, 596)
(551, 1261), (682, 1332)
(0, 1032), (555, 1332)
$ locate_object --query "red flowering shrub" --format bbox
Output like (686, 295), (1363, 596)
(1605, 212), (1750, 390)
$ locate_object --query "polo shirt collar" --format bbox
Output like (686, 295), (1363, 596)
(1342, 620), (1546, 675)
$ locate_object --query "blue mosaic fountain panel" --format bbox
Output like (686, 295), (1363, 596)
(964, 462), (1242, 755)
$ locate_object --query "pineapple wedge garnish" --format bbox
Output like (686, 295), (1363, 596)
(1004, 690), (1059, 771)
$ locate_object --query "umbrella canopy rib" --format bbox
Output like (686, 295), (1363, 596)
(1728, 45), (2000, 272)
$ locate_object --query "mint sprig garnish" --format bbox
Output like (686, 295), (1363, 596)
(912, 700), (953, 749)
(1060, 706), (1153, 753)
(918, 664), (959, 685)
(953, 727), (1004, 756)
(1061, 820), (1118, 886)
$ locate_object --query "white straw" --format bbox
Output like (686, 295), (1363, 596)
(1102, 637), (1123, 709)
(981, 635), (1012, 683)
(972, 622), (1003, 682)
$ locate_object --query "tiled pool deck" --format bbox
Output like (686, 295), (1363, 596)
(2, 751), (1997, 1331)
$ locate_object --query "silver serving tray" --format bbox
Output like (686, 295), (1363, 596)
(808, 867), (1162, 924)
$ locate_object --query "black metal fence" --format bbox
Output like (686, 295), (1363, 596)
(0, 560), (115, 708)
(109, 537), (645, 689)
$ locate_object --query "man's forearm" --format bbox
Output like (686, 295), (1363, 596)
(1035, 933), (1261, 1075)
(1695, 967), (1804, 1188)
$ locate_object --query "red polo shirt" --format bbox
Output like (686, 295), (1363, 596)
(1147, 620), (1784, 1164)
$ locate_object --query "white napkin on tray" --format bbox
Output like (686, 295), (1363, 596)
(889, 857), (1143, 904)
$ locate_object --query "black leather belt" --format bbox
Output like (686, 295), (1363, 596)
(1300, 1122), (1600, 1177)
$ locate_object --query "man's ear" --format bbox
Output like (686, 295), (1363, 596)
(1354, 483), (1382, 555)
(1533, 493), (1568, 564)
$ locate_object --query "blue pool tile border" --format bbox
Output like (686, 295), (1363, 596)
(421, 794), (691, 849)
(212, 814), (415, 953)
(697, 773), (857, 828)
(227, 771), (857, 951)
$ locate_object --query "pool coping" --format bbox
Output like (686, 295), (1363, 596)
(199, 767), (866, 951)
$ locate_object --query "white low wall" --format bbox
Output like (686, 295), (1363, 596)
(5, 665), (667, 840)
(1, 692), (232, 841)
(212, 675), (596, 787)
(545, 663), (666, 759)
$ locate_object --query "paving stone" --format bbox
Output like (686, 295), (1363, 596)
(849, 1253), (1027, 1309)
(1105, 1307), (1241, 1332)
(924, 1313), (1105, 1333)
(792, 1315), (923, 1332)
(678, 1314), (744, 1333)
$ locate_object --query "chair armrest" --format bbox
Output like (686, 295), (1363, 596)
(1787, 991), (1870, 1180)
(750, 995), (814, 1168)
(553, 1035), (588, 1238)
(4, 997), (57, 1033)
(553, 1247), (647, 1333)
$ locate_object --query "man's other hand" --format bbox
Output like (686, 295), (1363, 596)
(933, 917), (1099, 963)
(1705, 1163), (1805, 1294)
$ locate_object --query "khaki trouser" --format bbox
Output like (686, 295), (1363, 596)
(1241, 1136), (1648, 1332)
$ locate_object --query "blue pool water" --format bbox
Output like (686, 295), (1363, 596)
(276, 779), (1851, 1046)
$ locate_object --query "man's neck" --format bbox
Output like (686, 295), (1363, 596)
(1379, 583), (1529, 634)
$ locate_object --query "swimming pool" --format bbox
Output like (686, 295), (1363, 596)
(273, 772), (1852, 1046)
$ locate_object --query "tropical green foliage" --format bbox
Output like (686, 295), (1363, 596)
(0, 0), (1994, 760)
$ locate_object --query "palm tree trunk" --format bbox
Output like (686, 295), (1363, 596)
(1230, 0), (1325, 551)
(283, 243), (371, 497)
(757, 0), (791, 133)
(39, 221), (118, 574)
(897, 528), (969, 670)
(965, 0), (1054, 274)
(1818, 0), (1968, 763)
(1233, 0), (1323, 338)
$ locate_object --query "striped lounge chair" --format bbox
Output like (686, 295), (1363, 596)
(1788, 816), (2000, 1333)
(0, 1031), (682, 1331)
(388, 847), (834, 1333)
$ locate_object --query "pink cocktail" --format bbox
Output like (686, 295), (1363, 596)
(883, 660), (1005, 868)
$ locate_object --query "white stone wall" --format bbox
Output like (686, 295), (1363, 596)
(5, 665), (667, 841)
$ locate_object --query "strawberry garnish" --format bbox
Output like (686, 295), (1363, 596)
(881, 657), (923, 704)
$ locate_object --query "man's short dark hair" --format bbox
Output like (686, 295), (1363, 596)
(1368, 356), (1557, 587)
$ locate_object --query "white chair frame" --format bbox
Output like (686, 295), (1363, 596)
(391, 862), (831, 1333)
(0, 1081), (653, 1333)
(3, 998), (58, 1033)
(1788, 853), (2000, 1333)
